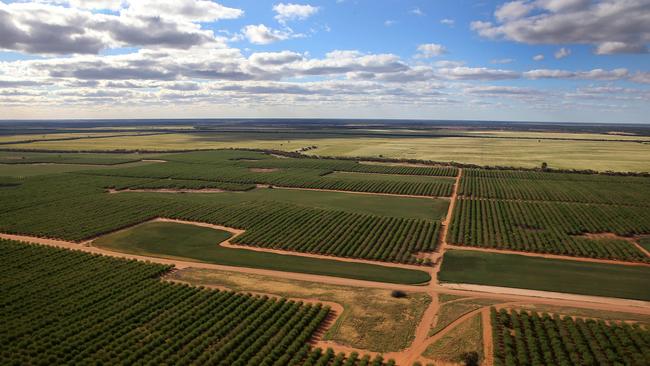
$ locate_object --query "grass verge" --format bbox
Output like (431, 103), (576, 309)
(439, 249), (650, 301)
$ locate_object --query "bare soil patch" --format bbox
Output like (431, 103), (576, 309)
(249, 167), (279, 172)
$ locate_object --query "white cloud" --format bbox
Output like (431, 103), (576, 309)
(249, 51), (304, 66)
(464, 85), (542, 96)
(533, 54), (544, 61)
(69, 0), (123, 10)
(384, 20), (396, 27)
(410, 7), (424, 16)
(436, 67), (520, 80)
(124, 0), (243, 22)
(273, 3), (319, 24)
(471, 0), (650, 55)
(416, 43), (447, 58)
(554, 47), (571, 59)
(440, 18), (455, 26)
(242, 24), (292, 45)
(494, 1), (534, 21)
(595, 42), (648, 55)
(524, 68), (629, 80)
(629, 72), (650, 84)
(0, 1), (240, 55)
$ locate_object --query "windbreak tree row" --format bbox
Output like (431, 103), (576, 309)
(491, 308), (650, 366)
(0, 240), (388, 366)
(447, 198), (650, 262)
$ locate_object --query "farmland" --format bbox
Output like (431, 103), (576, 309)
(0, 240), (337, 365)
(2, 128), (650, 172)
(1, 120), (650, 366)
(93, 221), (429, 284)
(438, 250), (650, 301)
(491, 308), (650, 366)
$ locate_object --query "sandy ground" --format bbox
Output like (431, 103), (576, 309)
(444, 244), (650, 267)
(481, 309), (494, 366)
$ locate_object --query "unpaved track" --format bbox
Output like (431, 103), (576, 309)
(481, 308), (494, 366)
(445, 244), (650, 267)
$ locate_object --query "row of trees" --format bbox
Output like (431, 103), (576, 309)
(234, 209), (440, 264)
(2, 240), (388, 366)
(458, 174), (650, 207)
(447, 198), (649, 262)
(492, 308), (650, 366)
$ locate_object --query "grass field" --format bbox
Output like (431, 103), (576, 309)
(438, 250), (650, 301)
(93, 221), (431, 284)
(422, 313), (483, 363)
(3, 131), (649, 172)
(171, 267), (432, 352)
(429, 297), (503, 336)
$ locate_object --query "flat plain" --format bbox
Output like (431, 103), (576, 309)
(1, 120), (649, 366)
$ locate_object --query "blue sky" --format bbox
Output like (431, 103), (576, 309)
(1, 0), (649, 122)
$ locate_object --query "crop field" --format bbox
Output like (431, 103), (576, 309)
(93, 221), (429, 284)
(1, 240), (390, 366)
(0, 160), (159, 177)
(0, 151), (165, 164)
(3, 129), (650, 172)
(439, 250), (650, 301)
(84, 151), (455, 197)
(1, 128), (649, 366)
(459, 169), (650, 206)
(171, 268), (432, 353)
(491, 308), (650, 366)
(0, 171), (441, 266)
(447, 198), (650, 262)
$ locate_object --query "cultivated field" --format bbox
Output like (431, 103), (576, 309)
(1, 120), (649, 366)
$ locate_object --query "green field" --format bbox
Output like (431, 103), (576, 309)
(438, 250), (650, 301)
(0, 161), (158, 177)
(4, 131), (649, 172)
(120, 187), (448, 220)
(93, 221), (431, 284)
(0, 239), (379, 365)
